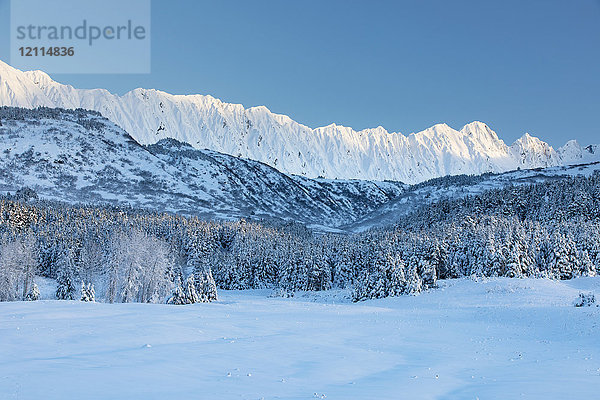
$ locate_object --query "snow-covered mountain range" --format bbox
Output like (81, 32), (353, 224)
(1, 60), (597, 184)
(2, 106), (599, 232)
(0, 107), (404, 228)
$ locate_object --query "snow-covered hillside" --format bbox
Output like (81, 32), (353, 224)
(1, 277), (599, 399)
(0, 107), (403, 227)
(2, 106), (599, 231)
(344, 161), (600, 232)
(1, 60), (597, 183)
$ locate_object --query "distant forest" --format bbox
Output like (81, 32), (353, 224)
(1, 170), (599, 303)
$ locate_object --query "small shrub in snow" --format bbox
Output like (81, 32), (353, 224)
(167, 272), (217, 304)
(25, 283), (40, 301)
(574, 292), (596, 307)
(80, 282), (95, 302)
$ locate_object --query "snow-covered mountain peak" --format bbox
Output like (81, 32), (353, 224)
(358, 125), (392, 136)
(315, 122), (352, 132)
(247, 105), (270, 113)
(462, 120), (489, 131)
(560, 139), (581, 150)
(429, 122), (454, 132)
(509, 133), (560, 167)
(513, 132), (554, 151)
(557, 139), (600, 165)
(0, 59), (16, 74)
(461, 121), (501, 141)
(246, 105), (297, 127)
(0, 60), (53, 108)
(516, 132), (534, 142)
(22, 69), (54, 87)
(512, 133), (558, 155)
(411, 123), (457, 140)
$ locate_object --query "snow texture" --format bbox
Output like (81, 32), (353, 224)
(0, 277), (599, 399)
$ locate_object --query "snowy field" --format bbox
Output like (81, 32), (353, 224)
(1, 278), (599, 400)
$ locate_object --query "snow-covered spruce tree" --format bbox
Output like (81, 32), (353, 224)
(573, 223), (600, 275)
(535, 235), (554, 278)
(249, 243), (278, 289)
(186, 245), (218, 302)
(55, 249), (77, 300)
(332, 254), (355, 289)
(403, 263), (423, 295)
(183, 274), (200, 304)
(575, 248), (595, 277)
(352, 271), (383, 302)
(25, 283), (40, 301)
(196, 269), (218, 302)
(278, 247), (309, 291)
(501, 239), (524, 279)
(352, 250), (414, 302)
(514, 224), (536, 276)
(548, 232), (578, 280)
(327, 237), (357, 289)
(448, 242), (469, 279)
(216, 225), (236, 251)
(407, 246), (437, 289)
(80, 282), (95, 302)
(37, 237), (61, 278)
(214, 237), (253, 290)
(166, 273), (204, 305)
(306, 250), (331, 291)
(167, 276), (187, 305)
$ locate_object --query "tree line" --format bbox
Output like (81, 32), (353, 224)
(0, 171), (599, 303)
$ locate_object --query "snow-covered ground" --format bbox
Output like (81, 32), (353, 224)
(1, 278), (599, 399)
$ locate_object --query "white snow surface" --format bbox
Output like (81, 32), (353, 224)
(1, 60), (598, 183)
(1, 277), (599, 399)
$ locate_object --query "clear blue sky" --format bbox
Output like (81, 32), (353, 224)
(1, 0), (599, 147)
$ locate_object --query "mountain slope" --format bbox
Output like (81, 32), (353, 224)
(1, 60), (597, 183)
(343, 161), (600, 232)
(0, 106), (403, 228)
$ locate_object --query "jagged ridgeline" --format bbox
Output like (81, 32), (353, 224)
(0, 170), (598, 303)
(2, 60), (598, 183)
